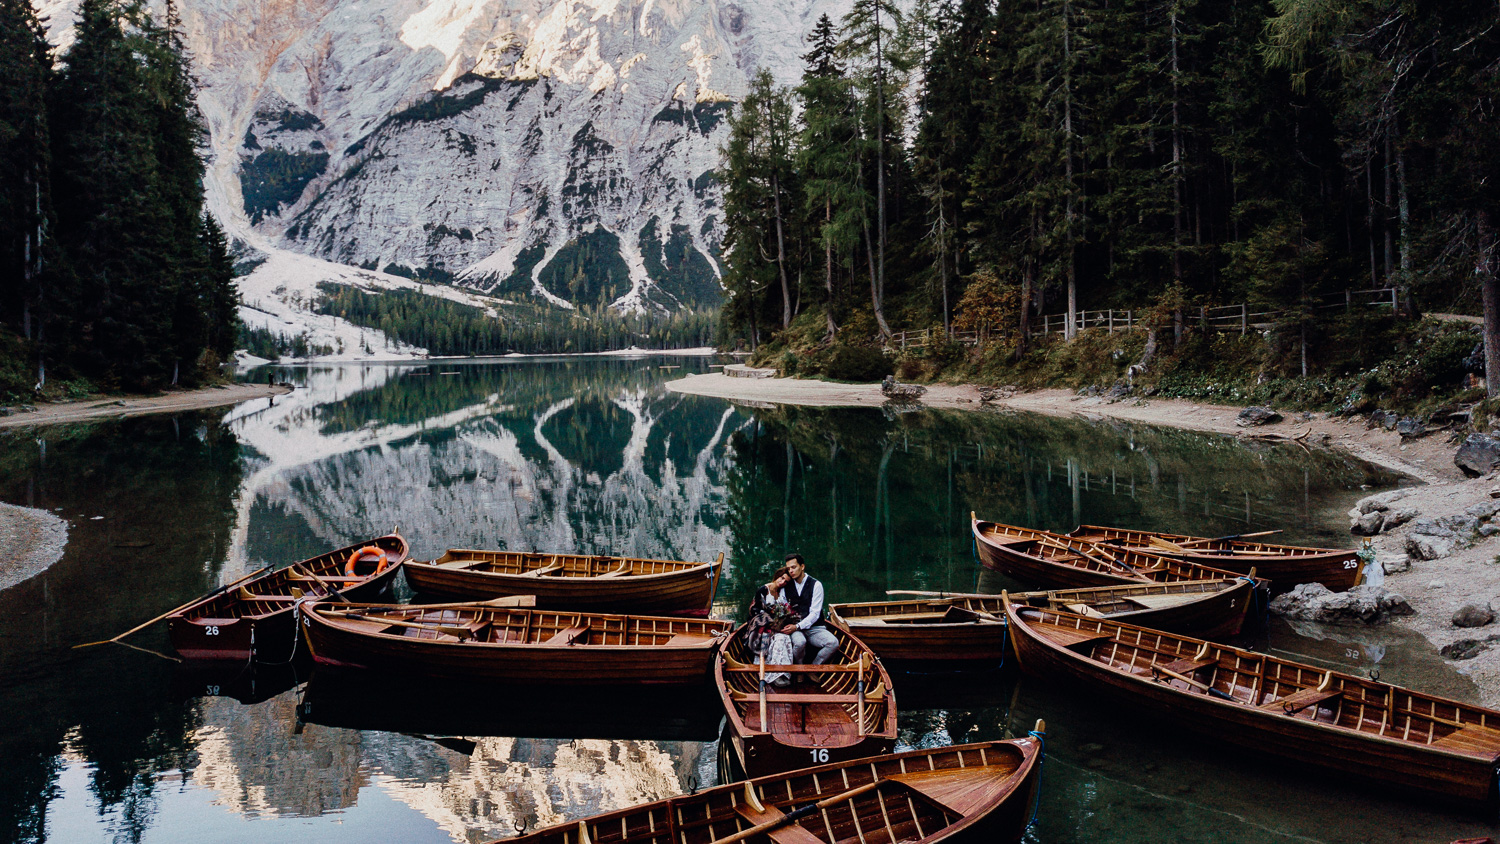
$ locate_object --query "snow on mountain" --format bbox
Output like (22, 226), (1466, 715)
(36, 0), (854, 329)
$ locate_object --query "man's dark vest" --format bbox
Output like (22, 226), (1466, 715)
(785, 575), (824, 625)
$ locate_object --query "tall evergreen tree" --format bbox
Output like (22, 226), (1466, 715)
(799, 14), (865, 341)
(50, 0), (173, 387)
(0, 0), (53, 373)
(841, 0), (907, 339)
(719, 70), (798, 347)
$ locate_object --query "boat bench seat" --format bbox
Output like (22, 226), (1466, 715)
(734, 804), (827, 844)
(542, 625), (589, 645)
(1432, 724), (1500, 754)
(663, 632), (716, 646)
(1031, 621), (1115, 651)
(1260, 687), (1341, 715)
(742, 693), (873, 705)
(1159, 656), (1217, 675)
(190, 617), (238, 627)
(519, 563), (565, 578)
(238, 592), (299, 603)
(595, 566), (632, 578)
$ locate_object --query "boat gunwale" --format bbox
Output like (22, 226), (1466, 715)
(485, 739), (1042, 844)
(1003, 595), (1500, 764)
(714, 621), (898, 743)
(302, 602), (731, 650)
(972, 518), (1246, 582)
(418, 550), (719, 582)
(172, 534), (409, 623)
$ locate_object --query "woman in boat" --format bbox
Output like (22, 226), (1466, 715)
(745, 568), (800, 687)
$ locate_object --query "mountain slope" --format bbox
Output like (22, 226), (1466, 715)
(36, 0), (852, 320)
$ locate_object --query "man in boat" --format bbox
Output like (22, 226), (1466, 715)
(781, 554), (839, 666)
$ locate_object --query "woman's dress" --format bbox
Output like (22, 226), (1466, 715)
(746, 586), (796, 685)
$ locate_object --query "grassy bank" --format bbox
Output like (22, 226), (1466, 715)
(748, 309), (1492, 424)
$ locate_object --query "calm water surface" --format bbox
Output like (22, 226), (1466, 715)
(0, 356), (1492, 843)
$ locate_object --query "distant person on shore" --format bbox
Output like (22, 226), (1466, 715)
(745, 567), (797, 687)
(780, 553), (839, 666)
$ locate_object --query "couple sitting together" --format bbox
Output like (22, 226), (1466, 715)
(745, 553), (838, 688)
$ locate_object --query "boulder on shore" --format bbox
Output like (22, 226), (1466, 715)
(1455, 433), (1500, 477)
(1236, 406), (1282, 427)
(1269, 582), (1414, 624)
(1452, 602), (1496, 628)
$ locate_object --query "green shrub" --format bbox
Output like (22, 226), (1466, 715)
(822, 345), (893, 382)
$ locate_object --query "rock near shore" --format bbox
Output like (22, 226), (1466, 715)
(1269, 582), (1415, 624)
(1456, 434), (1500, 477)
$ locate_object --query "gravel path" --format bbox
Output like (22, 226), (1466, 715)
(0, 383), (290, 429)
(0, 502), (68, 592)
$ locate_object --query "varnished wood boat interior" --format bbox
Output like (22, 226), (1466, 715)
(307, 603), (730, 646)
(426, 549), (713, 578)
(975, 521), (1240, 582)
(506, 742), (1032, 844)
(1013, 604), (1500, 760)
(833, 597), (1006, 626)
(721, 627), (892, 747)
(1020, 580), (1238, 617)
(839, 581), (1239, 626)
(180, 535), (408, 621)
(1070, 524), (1352, 559)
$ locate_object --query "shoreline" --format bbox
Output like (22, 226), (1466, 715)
(669, 369), (1500, 706)
(0, 502), (68, 593)
(0, 382), (291, 430)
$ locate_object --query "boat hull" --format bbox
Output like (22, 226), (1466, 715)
(490, 740), (1043, 844)
(1070, 525), (1362, 593)
(716, 623), (899, 779)
(167, 535), (406, 662)
(1006, 602), (1500, 807)
(300, 604), (730, 685)
(403, 552), (719, 615)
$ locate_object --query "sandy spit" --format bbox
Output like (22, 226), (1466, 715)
(0, 383), (291, 430)
(0, 503), (68, 593)
(670, 369), (1500, 705)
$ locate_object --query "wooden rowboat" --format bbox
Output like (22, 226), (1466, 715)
(715, 623), (898, 778)
(830, 577), (1260, 665)
(299, 599), (732, 684)
(1003, 593), (1500, 807)
(485, 740), (1044, 844)
(404, 549), (724, 616)
(971, 517), (1243, 590)
(166, 533), (408, 661)
(1067, 524), (1362, 593)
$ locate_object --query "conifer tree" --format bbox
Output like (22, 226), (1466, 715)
(50, 0), (173, 387)
(841, 0), (907, 339)
(0, 0), (53, 368)
(798, 14), (864, 341)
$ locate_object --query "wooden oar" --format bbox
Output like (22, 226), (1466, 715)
(323, 610), (477, 639)
(290, 564), (351, 602)
(1039, 535), (1140, 576)
(1177, 529), (1284, 548)
(885, 589), (993, 599)
(1150, 662), (1234, 701)
(73, 566), (271, 649)
(706, 779), (887, 844)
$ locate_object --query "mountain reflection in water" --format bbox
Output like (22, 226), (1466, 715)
(0, 356), (1491, 843)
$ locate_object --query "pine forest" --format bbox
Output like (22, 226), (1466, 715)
(717, 0), (1500, 404)
(0, 0), (238, 396)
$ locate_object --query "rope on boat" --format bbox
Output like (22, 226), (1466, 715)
(1026, 725), (1046, 830)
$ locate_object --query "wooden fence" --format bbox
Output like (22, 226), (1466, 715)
(1028, 287), (1398, 338)
(884, 287), (1398, 349)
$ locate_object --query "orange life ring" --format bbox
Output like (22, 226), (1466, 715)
(345, 546), (390, 577)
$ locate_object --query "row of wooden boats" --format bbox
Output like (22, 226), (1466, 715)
(165, 533), (724, 662)
(972, 515), (1363, 594)
(145, 517), (1500, 825)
